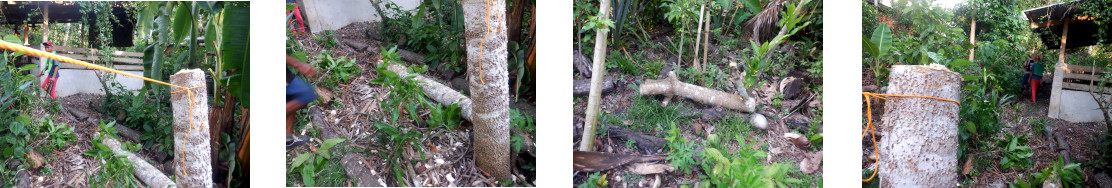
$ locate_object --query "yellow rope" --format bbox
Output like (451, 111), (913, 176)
(861, 92), (959, 182)
(477, 0), (503, 85)
(0, 40), (205, 176)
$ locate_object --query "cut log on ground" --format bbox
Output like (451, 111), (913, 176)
(639, 71), (755, 112)
(100, 134), (176, 188)
(385, 63), (474, 121)
(572, 151), (666, 172)
(342, 39), (426, 64)
(114, 123), (142, 142)
(341, 153), (387, 187)
(607, 126), (665, 153)
(573, 76), (616, 96)
(878, 64), (961, 187)
(573, 48), (592, 78)
(169, 69), (213, 188)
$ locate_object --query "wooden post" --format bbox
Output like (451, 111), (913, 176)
(170, 69), (213, 188)
(1049, 20), (1069, 118)
(693, 4), (704, 71)
(879, 65), (962, 187)
(39, 3), (49, 82)
(968, 17), (976, 61)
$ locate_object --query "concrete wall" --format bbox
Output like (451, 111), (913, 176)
(43, 69), (144, 98)
(298, 0), (421, 33)
(1056, 89), (1112, 123)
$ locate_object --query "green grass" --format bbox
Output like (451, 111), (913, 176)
(627, 96), (686, 134)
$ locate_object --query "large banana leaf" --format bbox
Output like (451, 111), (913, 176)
(222, 3), (250, 108)
(173, 2), (193, 43)
(870, 26), (892, 59)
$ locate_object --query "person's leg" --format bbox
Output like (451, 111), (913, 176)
(1031, 78), (1040, 102)
(285, 77), (317, 150)
(286, 100), (306, 136)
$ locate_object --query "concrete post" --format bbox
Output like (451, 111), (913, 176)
(169, 69), (212, 188)
(1049, 20), (1069, 119)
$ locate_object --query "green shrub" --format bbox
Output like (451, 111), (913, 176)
(287, 138), (346, 186)
(665, 122), (698, 175)
(701, 134), (801, 187)
(84, 121), (141, 187)
(314, 51), (361, 88)
(997, 133), (1033, 170)
(1009, 158), (1084, 188)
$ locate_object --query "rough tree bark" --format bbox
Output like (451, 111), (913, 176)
(169, 69), (213, 188)
(639, 71), (755, 112)
(878, 65), (961, 187)
(463, 0), (512, 181)
(100, 134), (176, 188)
(579, 0), (612, 152)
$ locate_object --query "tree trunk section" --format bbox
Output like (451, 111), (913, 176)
(507, 0), (524, 43)
(878, 65), (961, 188)
(463, 0), (512, 181)
(101, 135), (176, 188)
(170, 69), (213, 188)
(579, 0), (612, 152)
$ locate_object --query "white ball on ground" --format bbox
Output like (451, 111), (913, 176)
(751, 113), (769, 130)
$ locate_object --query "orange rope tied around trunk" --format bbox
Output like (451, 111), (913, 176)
(0, 40), (205, 177)
(478, 0), (503, 85)
(861, 92), (959, 182)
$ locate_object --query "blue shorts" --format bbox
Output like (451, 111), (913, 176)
(46, 67), (59, 78)
(286, 77), (317, 103)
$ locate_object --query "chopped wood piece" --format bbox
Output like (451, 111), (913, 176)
(342, 39), (426, 64)
(627, 163), (674, 175)
(573, 151), (666, 172)
(607, 126), (665, 153)
(341, 153), (386, 187)
(114, 123), (142, 142)
(573, 76), (617, 96)
(101, 134), (176, 188)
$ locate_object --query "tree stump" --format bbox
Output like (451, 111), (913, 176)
(170, 69), (212, 188)
(878, 64), (961, 187)
(463, 0), (511, 181)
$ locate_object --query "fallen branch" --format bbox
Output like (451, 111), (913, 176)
(572, 151), (665, 172)
(99, 134), (176, 188)
(343, 39), (426, 65)
(573, 76), (616, 96)
(639, 71), (755, 112)
(114, 123), (142, 142)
